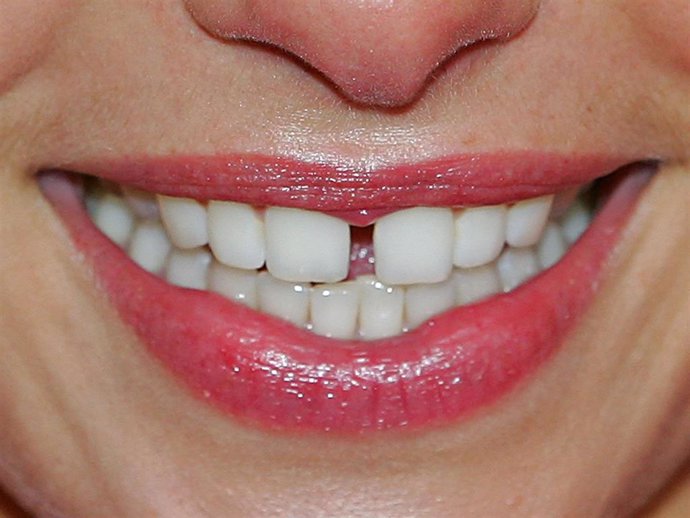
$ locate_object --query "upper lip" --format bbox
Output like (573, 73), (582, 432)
(63, 151), (629, 210)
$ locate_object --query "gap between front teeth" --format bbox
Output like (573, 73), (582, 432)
(88, 181), (592, 340)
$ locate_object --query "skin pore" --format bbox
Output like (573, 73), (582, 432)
(0, 1), (689, 516)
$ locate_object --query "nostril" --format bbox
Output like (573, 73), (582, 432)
(185, 0), (541, 107)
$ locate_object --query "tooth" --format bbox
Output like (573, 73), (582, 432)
(158, 195), (208, 249)
(405, 280), (456, 329)
(506, 195), (553, 248)
(537, 222), (567, 269)
(265, 207), (350, 283)
(92, 193), (135, 246)
(560, 198), (591, 244)
(311, 282), (360, 339)
(166, 248), (212, 290)
(127, 221), (171, 274)
(453, 265), (502, 304)
(453, 205), (507, 268)
(208, 262), (258, 309)
(497, 247), (539, 291)
(257, 272), (310, 327)
(358, 276), (404, 339)
(374, 207), (454, 285)
(123, 187), (159, 220)
(208, 201), (265, 270)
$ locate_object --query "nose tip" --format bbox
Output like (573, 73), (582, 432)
(186, 0), (540, 107)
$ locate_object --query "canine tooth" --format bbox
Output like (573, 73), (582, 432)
(158, 195), (208, 249)
(92, 193), (135, 246)
(537, 223), (567, 269)
(506, 195), (553, 248)
(374, 207), (454, 285)
(265, 207), (350, 283)
(358, 276), (405, 339)
(311, 282), (360, 339)
(257, 273), (310, 326)
(405, 280), (456, 329)
(208, 201), (265, 269)
(497, 247), (539, 291)
(561, 198), (591, 243)
(453, 205), (507, 268)
(127, 221), (171, 274)
(123, 187), (159, 219)
(208, 262), (258, 309)
(453, 265), (502, 304)
(166, 248), (212, 290)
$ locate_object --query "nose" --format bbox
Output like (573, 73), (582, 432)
(186, 0), (540, 107)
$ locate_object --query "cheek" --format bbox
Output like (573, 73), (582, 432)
(627, 0), (690, 72)
(0, 0), (72, 93)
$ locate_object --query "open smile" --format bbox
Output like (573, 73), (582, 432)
(41, 152), (653, 434)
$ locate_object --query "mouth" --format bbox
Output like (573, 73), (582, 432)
(40, 153), (653, 434)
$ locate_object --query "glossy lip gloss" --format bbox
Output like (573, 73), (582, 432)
(41, 154), (651, 434)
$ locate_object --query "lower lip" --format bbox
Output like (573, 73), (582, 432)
(42, 168), (649, 434)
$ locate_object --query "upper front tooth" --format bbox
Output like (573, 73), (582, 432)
(453, 205), (507, 268)
(158, 195), (209, 249)
(92, 193), (135, 246)
(208, 201), (265, 269)
(265, 207), (350, 283)
(374, 207), (454, 285)
(506, 195), (553, 248)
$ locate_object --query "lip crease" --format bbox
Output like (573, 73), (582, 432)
(42, 154), (650, 434)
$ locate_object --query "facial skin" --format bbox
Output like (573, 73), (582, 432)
(0, 1), (688, 516)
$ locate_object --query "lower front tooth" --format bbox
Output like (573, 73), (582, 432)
(453, 265), (502, 304)
(358, 276), (405, 339)
(166, 248), (212, 290)
(257, 272), (310, 327)
(374, 207), (454, 285)
(311, 282), (360, 339)
(208, 262), (258, 309)
(405, 280), (456, 329)
(128, 221), (171, 274)
(497, 247), (539, 291)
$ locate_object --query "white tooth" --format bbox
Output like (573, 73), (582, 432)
(405, 280), (456, 329)
(497, 247), (539, 291)
(208, 262), (258, 309)
(93, 193), (135, 246)
(166, 248), (212, 290)
(537, 222), (567, 269)
(358, 276), (404, 339)
(453, 265), (503, 305)
(208, 201), (265, 269)
(560, 198), (591, 244)
(123, 187), (159, 220)
(158, 195), (208, 249)
(506, 195), (554, 248)
(374, 207), (454, 285)
(310, 282), (360, 339)
(453, 205), (507, 268)
(127, 221), (171, 274)
(257, 272), (310, 327)
(265, 207), (350, 283)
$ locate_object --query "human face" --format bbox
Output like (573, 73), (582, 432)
(1, 1), (688, 516)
